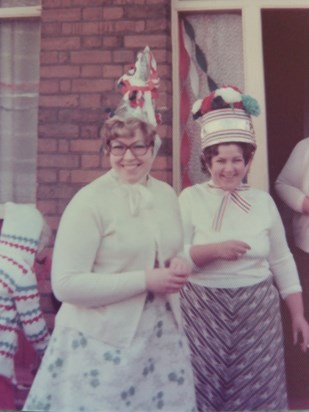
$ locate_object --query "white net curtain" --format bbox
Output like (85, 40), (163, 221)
(0, 0), (41, 203)
(179, 12), (244, 187)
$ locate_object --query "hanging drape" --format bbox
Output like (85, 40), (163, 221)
(0, 0), (41, 203)
(179, 12), (244, 187)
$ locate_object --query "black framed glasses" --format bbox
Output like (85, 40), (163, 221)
(109, 140), (153, 157)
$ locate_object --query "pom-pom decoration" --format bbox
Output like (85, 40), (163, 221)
(192, 85), (260, 120)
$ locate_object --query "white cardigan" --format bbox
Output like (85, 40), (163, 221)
(52, 170), (184, 348)
(275, 137), (309, 253)
(179, 183), (302, 299)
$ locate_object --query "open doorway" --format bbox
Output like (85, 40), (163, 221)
(262, 10), (309, 408)
(262, 9), (309, 240)
(262, 9), (308, 192)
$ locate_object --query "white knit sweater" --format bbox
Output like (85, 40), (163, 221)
(52, 170), (184, 348)
(179, 183), (302, 299)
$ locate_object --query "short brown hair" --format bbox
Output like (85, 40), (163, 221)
(200, 142), (256, 175)
(100, 116), (157, 151)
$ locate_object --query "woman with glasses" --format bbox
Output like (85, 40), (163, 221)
(23, 48), (197, 412)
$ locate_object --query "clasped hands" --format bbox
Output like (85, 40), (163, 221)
(145, 256), (191, 294)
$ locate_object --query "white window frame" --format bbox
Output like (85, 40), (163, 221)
(0, 4), (41, 218)
(171, 0), (309, 193)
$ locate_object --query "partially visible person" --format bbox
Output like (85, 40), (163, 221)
(275, 137), (309, 399)
(23, 47), (197, 412)
(0, 202), (50, 410)
(179, 85), (309, 412)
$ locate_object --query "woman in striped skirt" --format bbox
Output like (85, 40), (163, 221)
(179, 85), (309, 412)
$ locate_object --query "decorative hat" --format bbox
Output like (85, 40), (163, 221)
(115, 45), (161, 127)
(0, 202), (44, 269)
(192, 85), (260, 150)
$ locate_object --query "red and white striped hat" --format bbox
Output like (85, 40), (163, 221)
(192, 85), (260, 150)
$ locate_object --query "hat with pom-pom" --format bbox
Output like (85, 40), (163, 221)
(192, 85), (260, 150)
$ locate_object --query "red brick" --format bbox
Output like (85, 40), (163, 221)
(41, 37), (81, 50)
(41, 65), (80, 78)
(37, 184), (77, 200)
(60, 79), (72, 92)
(102, 36), (122, 48)
(40, 51), (58, 65)
(37, 169), (58, 183)
(82, 36), (102, 49)
(37, 138), (57, 152)
(43, 0), (104, 7)
(62, 21), (114, 36)
(40, 94), (79, 108)
(125, 4), (167, 19)
(38, 154), (80, 168)
(71, 169), (103, 184)
(81, 125), (99, 139)
(39, 79), (59, 94)
(39, 109), (58, 123)
(80, 94), (101, 108)
(124, 35), (168, 48)
(80, 65), (102, 77)
(41, 22), (62, 36)
(114, 20), (145, 33)
(58, 109), (102, 123)
(58, 140), (71, 153)
(37, 200), (58, 215)
(146, 19), (168, 31)
(72, 78), (113, 93)
(59, 170), (71, 183)
(82, 7), (104, 21)
(103, 7), (124, 20)
(71, 50), (112, 64)
(112, 50), (135, 63)
(42, 8), (81, 22)
(39, 124), (79, 139)
(59, 51), (71, 64)
(102, 64), (123, 78)
(81, 154), (101, 169)
(70, 139), (101, 153)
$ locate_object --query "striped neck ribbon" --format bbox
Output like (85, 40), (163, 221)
(208, 181), (251, 231)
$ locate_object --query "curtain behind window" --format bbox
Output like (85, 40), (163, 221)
(0, 0), (40, 203)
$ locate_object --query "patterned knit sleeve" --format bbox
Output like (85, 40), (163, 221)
(13, 268), (50, 355)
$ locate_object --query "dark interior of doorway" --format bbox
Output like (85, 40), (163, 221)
(262, 9), (308, 240)
(262, 9), (308, 192)
(262, 10), (309, 411)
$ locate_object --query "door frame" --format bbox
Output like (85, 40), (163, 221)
(171, 0), (309, 193)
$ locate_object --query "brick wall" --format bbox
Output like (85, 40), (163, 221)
(37, 0), (173, 328)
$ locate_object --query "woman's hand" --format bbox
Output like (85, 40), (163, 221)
(291, 315), (309, 353)
(168, 256), (192, 276)
(217, 240), (251, 260)
(285, 292), (309, 352)
(145, 257), (191, 294)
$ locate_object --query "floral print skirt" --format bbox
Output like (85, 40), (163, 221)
(23, 293), (197, 412)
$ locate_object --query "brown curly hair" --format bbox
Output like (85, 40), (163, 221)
(200, 142), (256, 175)
(100, 116), (157, 152)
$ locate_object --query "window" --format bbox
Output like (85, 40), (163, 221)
(0, 0), (41, 216)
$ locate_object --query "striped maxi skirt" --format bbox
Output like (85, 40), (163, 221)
(180, 276), (288, 412)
